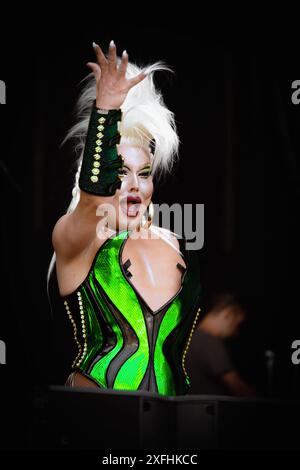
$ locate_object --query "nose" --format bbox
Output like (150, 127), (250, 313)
(127, 172), (140, 192)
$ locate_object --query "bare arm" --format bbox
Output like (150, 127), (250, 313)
(222, 370), (256, 397)
(52, 192), (102, 260)
(52, 41), (147, 260)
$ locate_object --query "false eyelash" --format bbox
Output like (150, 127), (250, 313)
(117, 170), (151, 177)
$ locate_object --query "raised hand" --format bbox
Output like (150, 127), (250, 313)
(87, 40), (147, 110)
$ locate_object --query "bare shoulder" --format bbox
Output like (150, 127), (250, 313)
(51, 212), (89, 261)
(52, 214), (70, 251)
(51, 213), (71, 253)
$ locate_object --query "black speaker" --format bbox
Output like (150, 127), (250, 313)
(32, 386), (300, 451)
(174, 395), (300, 450)
(33, 385), (176, 450)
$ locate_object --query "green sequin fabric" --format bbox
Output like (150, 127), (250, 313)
(63, 231), (202, 396)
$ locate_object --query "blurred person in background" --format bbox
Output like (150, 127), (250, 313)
(185, 289), (256, 396)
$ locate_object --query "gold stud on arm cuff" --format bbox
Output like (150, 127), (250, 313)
(97, 109), (109, 115)
(87, 107), (122, 185)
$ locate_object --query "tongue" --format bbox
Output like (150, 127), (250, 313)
(127, 203), (140, 217)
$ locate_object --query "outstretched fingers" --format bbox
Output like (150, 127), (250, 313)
(86, 62), (101, 82)
(107, 40), (117, 73)
(93, 42), (108, 70)
(91, 40), (148, 101)
(127, 70), (148, 88)
(117, 50), (129, 79)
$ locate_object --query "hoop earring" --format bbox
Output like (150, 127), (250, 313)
(138, 201), (154, 231)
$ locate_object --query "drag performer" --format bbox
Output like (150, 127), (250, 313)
(49, 40), (202, 396)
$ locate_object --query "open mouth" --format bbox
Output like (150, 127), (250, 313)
(121, 196), (142, 218)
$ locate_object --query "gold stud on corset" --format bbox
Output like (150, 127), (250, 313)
(63, 292), (88, 369)
(63, 299), (82, 369)
(76, 291), (87, 367)
(182, 307), (201, 380)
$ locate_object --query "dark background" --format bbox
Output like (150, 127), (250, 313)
(1, 25), (300, 447)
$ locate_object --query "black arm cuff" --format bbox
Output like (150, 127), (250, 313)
(78, 102), (124, 196)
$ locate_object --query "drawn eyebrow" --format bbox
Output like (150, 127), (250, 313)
(139, 165), (151, 171)
(121, 164), (151, 171)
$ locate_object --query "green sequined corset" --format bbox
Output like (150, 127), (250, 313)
(62, 230), (202, 396)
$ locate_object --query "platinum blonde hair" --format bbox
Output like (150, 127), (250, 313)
(47, 59), (180, 287)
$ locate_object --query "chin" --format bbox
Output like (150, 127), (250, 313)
(117, 215), (141, 232)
